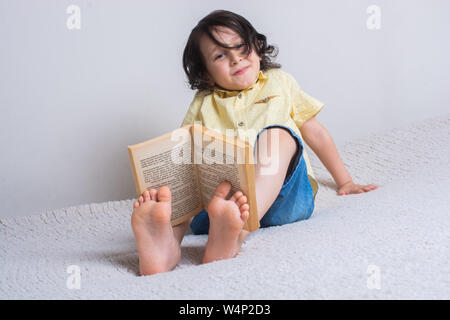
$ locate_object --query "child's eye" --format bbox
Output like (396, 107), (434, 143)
(214, 44), (245, 60)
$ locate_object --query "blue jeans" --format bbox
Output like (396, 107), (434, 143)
(190, 125), (315, 235)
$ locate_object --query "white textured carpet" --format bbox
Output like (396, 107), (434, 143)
(1, 115), (449, 300)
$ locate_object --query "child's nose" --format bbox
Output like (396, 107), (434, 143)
(229, 52), (243, 65)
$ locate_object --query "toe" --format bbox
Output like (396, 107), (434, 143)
(150, 189), (157, 200)
(236, 195), (247, 207)
(213, 181), (231, 199)
(240, 210), (249, 221)
(138, 196), (144, 204)
(240, 203), (249, 213)
(157, 186), (172, 203)
(229, 191), (243, 202)
(133, 201), (139, 208)
(143, 190), (150, 201)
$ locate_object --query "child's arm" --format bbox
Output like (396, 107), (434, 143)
(300, 117), (378, 195)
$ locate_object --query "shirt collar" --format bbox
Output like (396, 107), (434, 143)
(213, 70), (268, 98)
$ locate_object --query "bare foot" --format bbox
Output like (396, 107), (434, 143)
(131, 186), (181, 275)
(203, 181), (250, 264)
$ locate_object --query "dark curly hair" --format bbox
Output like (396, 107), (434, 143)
(182, 10), (281, 93)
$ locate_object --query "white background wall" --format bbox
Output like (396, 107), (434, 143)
(1, 0), (449, 218)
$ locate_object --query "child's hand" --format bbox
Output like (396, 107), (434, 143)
(337, 180), (378, 196)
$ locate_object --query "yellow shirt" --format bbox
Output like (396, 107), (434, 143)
(181, 68), (325, 198)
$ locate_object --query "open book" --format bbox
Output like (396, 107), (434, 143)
(127, 123), (260, 232)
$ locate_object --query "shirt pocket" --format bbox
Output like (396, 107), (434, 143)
(255, 94), (290, 126)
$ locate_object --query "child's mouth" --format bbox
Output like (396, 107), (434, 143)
(234, 66), (249, 76)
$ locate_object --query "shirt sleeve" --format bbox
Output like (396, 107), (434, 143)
(181, 92), (203, 127)
(288, 74), (325, 129)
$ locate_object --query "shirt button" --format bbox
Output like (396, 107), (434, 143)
(238, 121), (245, 127)
(238, 93), (242, 99)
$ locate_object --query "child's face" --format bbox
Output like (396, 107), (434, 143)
(199, 26), (262, 91)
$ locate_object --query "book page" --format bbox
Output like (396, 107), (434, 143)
(197, 154), (245, 208)
(193, 130), (247, 210)
(128, 126), (202, 224)
(192, 125), (260, 232)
